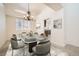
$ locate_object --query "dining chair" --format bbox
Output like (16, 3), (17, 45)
(32, 40), (51, 56)
(11, 36), (25, 56)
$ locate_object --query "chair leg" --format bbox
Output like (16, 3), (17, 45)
(23, 47), (25, 56)
(23, 46), (27, 56)
(49, 50), (51, 56)
(49, 52), (51, 56)
(12, 49), (13, 56)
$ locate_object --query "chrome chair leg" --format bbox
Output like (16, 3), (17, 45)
(23, 47), (25, 56)
(12, 49), (13, 56)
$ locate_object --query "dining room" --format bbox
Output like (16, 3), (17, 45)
(0, 3), (65, 56)
(0, 3), (79, 56)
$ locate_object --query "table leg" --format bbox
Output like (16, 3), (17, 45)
(29, 42), (37, 53)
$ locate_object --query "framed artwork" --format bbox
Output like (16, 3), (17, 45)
(53, 19), (62, 29)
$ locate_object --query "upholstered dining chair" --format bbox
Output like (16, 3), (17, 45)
(32, 40), (51, 56)
(11, 34), (25, 56)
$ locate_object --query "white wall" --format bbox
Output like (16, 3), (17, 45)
(0, 4), (6, 48)
(36, 7), (65, 47)
(35, 7), (55, 34)
(52, 9), (65, 47)
(64, 4), (79, 47)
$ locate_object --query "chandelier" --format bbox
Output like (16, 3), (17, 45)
(24, 3), (33, 21)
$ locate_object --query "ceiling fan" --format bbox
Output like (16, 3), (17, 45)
(24, 3), (33, 21)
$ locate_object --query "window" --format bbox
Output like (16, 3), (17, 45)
(16, 18), (31, 31)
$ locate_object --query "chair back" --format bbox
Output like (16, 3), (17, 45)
(11, 38), (18, 49)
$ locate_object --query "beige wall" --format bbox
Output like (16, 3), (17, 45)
(0, 4), (6, 48)
(6, 15), (16, 40)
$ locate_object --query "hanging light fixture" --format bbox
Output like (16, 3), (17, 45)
(24, 3), (33, 21)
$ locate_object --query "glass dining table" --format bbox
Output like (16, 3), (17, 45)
(18, 34), (46, 53)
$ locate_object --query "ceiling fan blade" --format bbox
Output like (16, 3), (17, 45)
(14, 9), (26, 14)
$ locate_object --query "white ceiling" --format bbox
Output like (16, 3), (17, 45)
(4, 3), (63, 18)
(45, 3), (63, 11)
